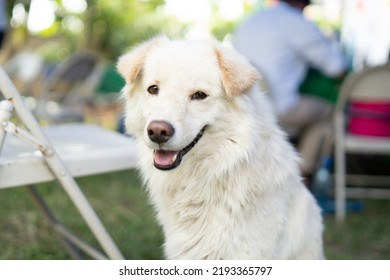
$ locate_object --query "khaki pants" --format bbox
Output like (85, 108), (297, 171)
(278, 95), (332, 174)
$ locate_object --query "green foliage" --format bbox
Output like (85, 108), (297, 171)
(86, 0), (185, 59)
(8, 0), (263, 62)
(10, 0), (186, 61)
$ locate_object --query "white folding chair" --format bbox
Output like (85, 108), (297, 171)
(334, 64), (390, 223)
(0, 66), (137, 259)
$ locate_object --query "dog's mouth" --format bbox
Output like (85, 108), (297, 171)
(153, 127), (206, 171)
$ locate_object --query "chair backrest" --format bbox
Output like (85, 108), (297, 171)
(46, 53), (98, 85)
(34, 52), (103, 123)
(336, 64), (390, 137)
(337, 64), (390, 109)
(40, 52), (101, 103)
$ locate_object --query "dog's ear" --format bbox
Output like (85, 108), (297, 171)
(214, 44), (259, 97)
(117, 36), (169, 84)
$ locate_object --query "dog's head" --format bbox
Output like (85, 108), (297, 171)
(117, 36), (259, 171)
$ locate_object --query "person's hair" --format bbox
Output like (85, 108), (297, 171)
(280, 0), (310, 6)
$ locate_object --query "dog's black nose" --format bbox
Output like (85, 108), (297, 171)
(147, 120), (175, 144)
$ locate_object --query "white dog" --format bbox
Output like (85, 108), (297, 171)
(117, 36), (324, 259)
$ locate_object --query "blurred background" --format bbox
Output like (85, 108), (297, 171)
(2, 0), (390, 67)
(0, 0), (389, 260)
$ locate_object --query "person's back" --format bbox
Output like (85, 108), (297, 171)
(234, 0), (347, 178)
(235, 3), (303, 114)
(234, 1), (345, 115)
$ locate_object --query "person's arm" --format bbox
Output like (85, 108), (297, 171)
(289, 16), (347, 78)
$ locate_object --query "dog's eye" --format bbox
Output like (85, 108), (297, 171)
(191, 91), (208, 100)
(147, 85), (159, 95)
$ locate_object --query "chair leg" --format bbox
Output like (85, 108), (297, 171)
(26, 185), (112, 259)
(334, 116), (346, 224)
(26, 185), (83, 259)
(335, 155), (346, 224)
(44, 154), (124, 259)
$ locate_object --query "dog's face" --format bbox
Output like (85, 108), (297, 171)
(117, 37), (258, 171)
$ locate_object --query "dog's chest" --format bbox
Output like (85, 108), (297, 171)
(159, 180), (253, 238)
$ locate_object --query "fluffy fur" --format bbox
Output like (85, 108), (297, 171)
(117, 36), (324, 259)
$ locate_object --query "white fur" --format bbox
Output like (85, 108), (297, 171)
(118, 37), (324, 260)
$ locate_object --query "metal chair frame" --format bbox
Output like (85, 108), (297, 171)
(334, 64), (390, 223)
(0, 66), (135, 259)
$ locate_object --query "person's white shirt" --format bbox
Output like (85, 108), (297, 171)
(234, 2), (346, 115)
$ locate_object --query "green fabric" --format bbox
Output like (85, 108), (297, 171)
(97, 64), (125, 94)
(299, 68), (343, 104)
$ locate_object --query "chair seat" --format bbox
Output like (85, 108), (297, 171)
(345, 134), (390, 153)
(0, 123), (138, 189)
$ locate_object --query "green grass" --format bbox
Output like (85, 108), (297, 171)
(323, 199), (390, 259)
(0, 170), (389, 260)
(0, 170), (163, 260)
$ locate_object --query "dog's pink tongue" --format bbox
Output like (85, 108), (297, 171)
(154, 150), (177, 166)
